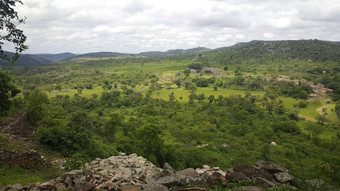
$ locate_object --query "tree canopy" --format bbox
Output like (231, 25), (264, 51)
(0, 0), (27, 63)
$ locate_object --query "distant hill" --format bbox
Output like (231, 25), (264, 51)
(213, 39), (340, 62)
(37, 52), (76, 63)
(74, 52), (130, 58)
(0, 52), (52, 69)
(140, 47), (210, 56)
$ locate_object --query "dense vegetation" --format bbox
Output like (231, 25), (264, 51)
(1, 40), (340, 187)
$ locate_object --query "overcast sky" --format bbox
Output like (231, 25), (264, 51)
(5, 0), (340, 54)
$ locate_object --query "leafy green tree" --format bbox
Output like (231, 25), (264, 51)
(135, 123), (165, 166)
(223, 66), (228, 71)
(316, 115), (328, 125)
(103, 112), (122, 140)
(25, 90), (48, 124)
(0, 71), (19, 116)
(335, 101), (340, 119)
(0, 0), (27, 63)
(188, 92), (196, 104)
(169, 92), (175, 101)
(208, 95), (215, 103)
(196, 93), (205, 102)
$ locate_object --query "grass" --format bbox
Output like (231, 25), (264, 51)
(151, 87), (266, 102)
(300, 100), (322, 118)
(0, 165), (63, 186)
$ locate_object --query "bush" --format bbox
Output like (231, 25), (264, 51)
(294, 100), (309, 108)
(26, 90), (48, 124)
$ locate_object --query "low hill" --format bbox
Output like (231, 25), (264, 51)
(36, 52), (76, 63)
(140, 47), (210, 56)
(0, 52), (52, 69)
(74, 52), (130, 58)
(214, 39), (340, 62)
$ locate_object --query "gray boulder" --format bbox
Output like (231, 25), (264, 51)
(274, 172), (294, 183)
(255, 161), (288, 173)
(225, 172), (250, 182)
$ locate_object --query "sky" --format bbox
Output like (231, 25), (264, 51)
(4, 0), (340, 54)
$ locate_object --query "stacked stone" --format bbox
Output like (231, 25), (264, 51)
(0, 154), (336, 191)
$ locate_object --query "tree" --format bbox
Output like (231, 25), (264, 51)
(135, 123), (165, 166)
(196, 93), (205, 102)
(169, 92), (175, 101)
(25, 90), (48, 123)
(0, 71), (19, 116)
(335, 101), (340, 120)
(208, 95), (215, 103)
(223, 66), (228, 71)
(1, 0), (28, 63)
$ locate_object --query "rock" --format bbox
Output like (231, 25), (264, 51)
(83, 169), (93, 176)
(142, 184), (169, 191)
(274, 172), (294, 183)
(225, 172), (250, 182)
(254, 177), (276, 188)
(255, 161), (288, 173)
(152, 163), (175, 180)
(176, 188), (206, 191)
(240, 186), (263, 191)
(233, 166), (274, 181)
(63, 170), (84, 179)
(0, 186), (9, 191)
(55, 183), (67, 191)
(73, 182), (96, 191)
(209, 171), (226, 183)
(9, 184), (22, 190)
(156, 175), (181, 187)
(22, 183), (35, 190)
(118, 185), (142, 191)
(39, 182), (57, 190)
(176, 168), (199, 182)
(65, 177), (73, 187)
(106, 182), (117, 190)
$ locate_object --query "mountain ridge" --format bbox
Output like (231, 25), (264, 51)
(1, 39), (339, 68)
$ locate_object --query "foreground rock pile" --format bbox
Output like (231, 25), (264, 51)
(0, 153), (335, 191)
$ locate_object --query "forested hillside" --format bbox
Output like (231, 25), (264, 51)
(1, 40), (340, 189)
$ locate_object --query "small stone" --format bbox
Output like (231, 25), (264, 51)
(73, 182), (96, 191)
(35, 182), (42, 187)
(176, 188), (206, 191)
(83, 170), (93, 176)
(55, 183), (66, 191)
(40, 182), (57, 190)
(63, 170), (83, 179)
(118, 185), (141, 191)
(254, 177), (276, 188)
(240, 186), (263, 191)
(64, 177), (73, 186)
(9, 184), (22, 190)
(225, 172), (250, 182)
(142, 184), (169, 191)
(274, 172), (294, 183)
(106, 182), (116, 190)
(213, 167), (220, 171)
(255, 161), (288, 173)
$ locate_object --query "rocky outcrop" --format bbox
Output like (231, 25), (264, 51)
(0, 153), (336, 191)
(0, 149), (46, 168)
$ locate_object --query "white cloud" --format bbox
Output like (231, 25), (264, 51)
(2, 0), (339, 53)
